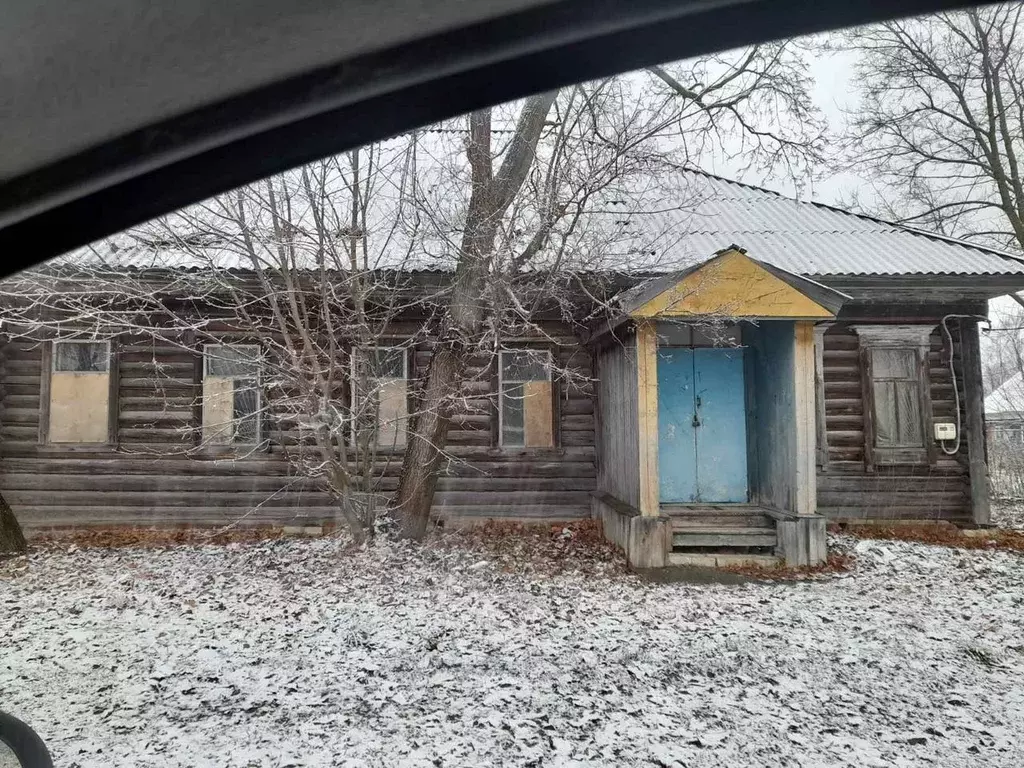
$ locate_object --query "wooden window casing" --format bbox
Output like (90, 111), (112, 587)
(870, 348), (923, 447)
(855, 325), (936, 469)
(499, 348), (555, 448)
(351, 346), (409, 450)
(44, 339), (117, 445)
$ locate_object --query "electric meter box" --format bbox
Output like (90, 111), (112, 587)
(934, 422), (957, 441)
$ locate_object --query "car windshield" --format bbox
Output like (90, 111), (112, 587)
(3, 5), (1024, 767)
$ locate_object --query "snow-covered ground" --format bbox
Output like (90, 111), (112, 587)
(2, 535), (1023, 768)
(992, 500), (1024, 530)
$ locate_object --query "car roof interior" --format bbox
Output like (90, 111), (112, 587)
(0, 0), (982, 271)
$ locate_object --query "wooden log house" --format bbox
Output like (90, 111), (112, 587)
(3, 173), (1023, 568)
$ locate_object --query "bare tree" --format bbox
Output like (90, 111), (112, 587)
(394, 47), (825, 538)
(649, 41), (826, 181)
(0, 143), (425, 544)
(392, 94), (558, 539)
(839, 5), (1024, 249)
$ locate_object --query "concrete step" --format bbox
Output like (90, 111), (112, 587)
(672, 527), (778, 549)
(668, 552), (783, 568)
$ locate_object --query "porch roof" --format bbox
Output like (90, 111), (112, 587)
(617, 246), (850, 321)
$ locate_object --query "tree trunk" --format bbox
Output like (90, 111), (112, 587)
(394, 92), (558, 540)
(395, 344), (463, 540)
(0, 492), (27, 555)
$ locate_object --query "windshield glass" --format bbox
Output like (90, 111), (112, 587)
(3, 6), (1024, 767)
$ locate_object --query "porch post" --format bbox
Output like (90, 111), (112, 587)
(793, 321), (817, 516)
(636, 321), (660, 515)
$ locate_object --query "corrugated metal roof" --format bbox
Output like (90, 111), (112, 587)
(50, 168), (1024, 278)
(635, 172), (1024, 276)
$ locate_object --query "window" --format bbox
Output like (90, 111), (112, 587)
(499, 348), (554, 447)
(54, 341), (109, 373)
(352, 346), (408, 448)
(869, 347), (923, 447)
(47, 340), (111, 443)
(203, 344), (260, 445)
(855, 325), (933, 464)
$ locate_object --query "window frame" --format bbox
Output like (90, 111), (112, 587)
(868, 347), (923, 448)
(202, 343), (262, 447)
(854, 325), (936, 469)
(41, 338), (117, 447)
(349, 344), (410, 450)
(497, 346), (556, 449)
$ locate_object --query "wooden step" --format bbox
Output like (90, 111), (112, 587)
(670, 514), (774, 529)
(672, 527), (777, 549)
(663, 505), (762, 514)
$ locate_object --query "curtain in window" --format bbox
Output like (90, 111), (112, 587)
(870, 348), (923, 448)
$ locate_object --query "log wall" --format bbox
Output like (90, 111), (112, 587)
(816, 311), (972, 522)
(0, 323), (596, 529)
(0, 301), (986, 529)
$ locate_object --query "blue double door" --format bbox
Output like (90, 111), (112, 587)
(657, 347), (748, 503)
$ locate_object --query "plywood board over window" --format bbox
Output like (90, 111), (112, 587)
(203, 344), (261, 445)
(500, 349), (554, 448)
(48, 340), (112, 444)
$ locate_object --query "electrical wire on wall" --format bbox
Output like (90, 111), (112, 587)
(939, 314), (989, 456)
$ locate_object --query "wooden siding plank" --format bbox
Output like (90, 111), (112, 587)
(595, 334), (639, 507)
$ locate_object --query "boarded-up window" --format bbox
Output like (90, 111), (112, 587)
(500, 349), (553, 447)
(48, 341), (110, 443)
(203, 345), (260, 445)
(353, 347), (408, 448)
(870, 347), (923, 448)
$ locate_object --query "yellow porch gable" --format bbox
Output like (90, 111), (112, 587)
(631, 249), (836, 319)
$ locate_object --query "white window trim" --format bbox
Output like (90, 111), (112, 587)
(52, 339), (111, 373)
(202, 343), (262, 446)
(853, 324), (934, 347)
(498, 347), (554, 448)
(350, 345), (409, 447)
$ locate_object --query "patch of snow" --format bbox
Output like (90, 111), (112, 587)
(2, 536), (1023, 767)
(992, 500), (1024, 530)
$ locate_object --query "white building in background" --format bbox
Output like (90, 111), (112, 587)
(986, 371), (1024, 443)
